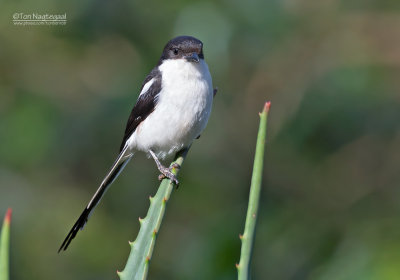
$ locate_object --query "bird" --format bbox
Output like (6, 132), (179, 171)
(58, 36), (214, 252)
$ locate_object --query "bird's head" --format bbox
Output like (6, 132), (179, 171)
(160, 36), (204, 64)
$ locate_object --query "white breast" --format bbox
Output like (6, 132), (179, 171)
(129, 59), (213, 159)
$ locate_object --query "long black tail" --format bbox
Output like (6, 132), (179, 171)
(58, 146), (133, 252)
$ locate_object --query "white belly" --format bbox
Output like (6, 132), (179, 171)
(129, 59), (213, 159)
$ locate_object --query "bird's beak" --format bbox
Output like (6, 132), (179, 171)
(185, 53), (200, 63)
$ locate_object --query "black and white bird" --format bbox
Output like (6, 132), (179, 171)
(59, 36), (214, 252)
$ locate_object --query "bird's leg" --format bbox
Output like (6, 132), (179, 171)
(149, 150), (179, 186)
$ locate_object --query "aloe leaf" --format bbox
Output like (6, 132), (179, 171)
(118, 148), (189, 280)
(237, 102), (271, 280)
(0, 208), (12, 280)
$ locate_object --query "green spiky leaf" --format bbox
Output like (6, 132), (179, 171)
(118, 149), (189, 280)
(237, 102), (270, 280)
(0, 208), (12, 280)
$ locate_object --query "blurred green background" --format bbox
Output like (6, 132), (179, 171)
(1, 0), (400, 279)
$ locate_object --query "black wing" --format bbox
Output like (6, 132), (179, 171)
(119, 68), (162, 151)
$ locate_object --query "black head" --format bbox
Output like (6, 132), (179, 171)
(159, 36), (204, 64)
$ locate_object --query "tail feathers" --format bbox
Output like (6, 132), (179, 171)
(58, 146), (133, 252)
(58, 208), (90, 252)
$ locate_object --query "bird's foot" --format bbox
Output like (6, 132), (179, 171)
(158, 165), (180, 186)
(171, 163), (181, 170)
(149, 150), (180, 186)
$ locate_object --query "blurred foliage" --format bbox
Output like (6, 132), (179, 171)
(1, 0), (400, 279)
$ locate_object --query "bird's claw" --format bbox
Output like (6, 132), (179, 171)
(171, 163), (181, 170)
(158, 167), (179, 186)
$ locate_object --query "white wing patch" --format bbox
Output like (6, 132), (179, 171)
(139, 78), (154, 97)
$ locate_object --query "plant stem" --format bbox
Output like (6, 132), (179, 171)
(0, 208), (12, 280)
(118, 148), (189, 280)
(237, 102), (270, 280)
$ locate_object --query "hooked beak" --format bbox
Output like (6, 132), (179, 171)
(185, 53), (200, 63)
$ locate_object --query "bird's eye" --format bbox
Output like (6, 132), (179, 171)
(173, 48), (179, 55)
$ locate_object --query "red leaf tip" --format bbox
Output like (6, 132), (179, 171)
(4, 208), (12, 225)
(264, 101), (271, 112)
